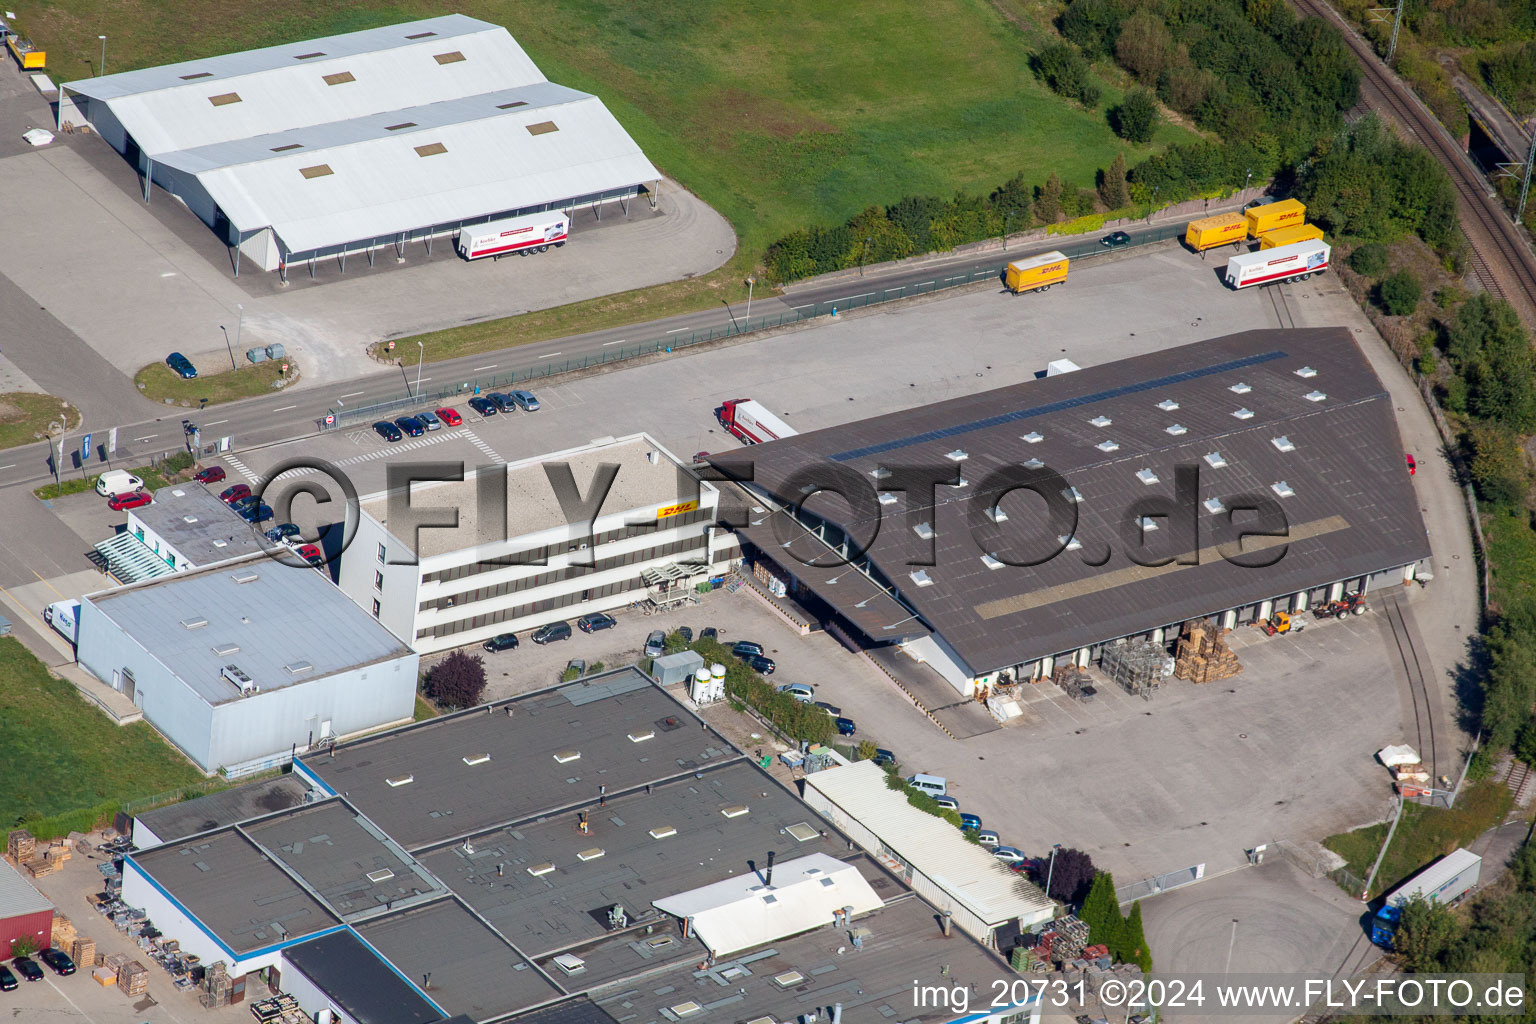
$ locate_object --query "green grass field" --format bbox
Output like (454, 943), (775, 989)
(0, 393), (78, 452)
(0, 639), (205, 839)
(134, 358), (299, 407)
(27, 0), (1195, 262)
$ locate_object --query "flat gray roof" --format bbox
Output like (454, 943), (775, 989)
(419, 761), (839, 957)
(133, 484), (266, 564)
(243, 800), (447, 919)
(88, 557), (413, 705)
(591, 893), (1016, 1024)
(354, 898), (562, 1020)
(282, 929), (444, 1024)
(130, 829), (340, 953)
(299, 669), (739, 850)
(361, 435), (703, 558)
(134, 775), (310, 845)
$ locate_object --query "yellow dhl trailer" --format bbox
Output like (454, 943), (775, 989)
(1245, 198), (1305, 238)
(1260, 222), (1325, 249)
(1185, 213), (1247, 251)
(1004, 251), (1069, 294)
(7, 35), (45, 70)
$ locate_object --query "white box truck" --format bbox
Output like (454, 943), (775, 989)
(458, 212), (569, 261)
(44, 599), (81, 645)
(1225, 239), (1330, 289)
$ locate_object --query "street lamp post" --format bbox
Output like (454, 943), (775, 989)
(745, 276), (755, 325)
(415, 341), (425, 399)
(1245, 167), (1252, 194)
(99, 35), (107, 75)
(1044, 843), (1063, 900)
(1003, 209), (1017, 250)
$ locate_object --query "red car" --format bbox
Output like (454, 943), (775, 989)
(220, 484), (251, 504)
(195, 465), (226, 484)
(108, 490), (152, 511)
(1405, 453), (1417, 476)
(296, 544), (325, 567)
(435, 407), (463, 427)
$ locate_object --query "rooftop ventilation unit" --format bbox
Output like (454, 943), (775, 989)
(1158, 399), (1180, 411)
(909, 570), (934, 587)
(182, 515), (198, 524)
(386, 774), (413, 787)
(1166, 423), (1187, 435)
(649, 826), (677, 839)
(180, 617), (208, 630)
(912, 522), (934, 540)
(981, 554), (1005, 570)
(1139, 516), (1159, 532)
(212, 642), (241, 657)
(1232, 408), (1254, 420)
(1295, 366), (1318, 378)
(1204, 452), (1228, 468)
(628, 729), (655, 743)
(212, 540), (228, 548)
(1204, 497), (1226, 514)
(1230, 382), (1252, 394)
(527, 863), (556, 877)
(1272, 436), (1296, 452)
(774, 971), (806, 988)
(1023, 457), (1043, 470)
(284, 661), (312, 675)
(1271, 481), (1295, 497)
(1022, 431), (1043, 444)
(1059, 535), (1082, 552)
(366, 869), (395, 883)
(945, 449), (968, 462)
(721, 805), (750, 818)
(670, 1003), (704, 1018)
(786, 822), (820, 842)
(647, 450), (660, 465)
(553, 953), (586, 976)
(1096, 440), (1120, 453)
(577, 847), (606, 862)
(877, 492), (898, 506)
(230, 570), (260, 584)
(871, 467), (891, 479)
(462, 753), (491, 766)
(222, 664), (257, 694)
(1089, 416), (1112, 428)
(1063, 486), (1083, 503)
(1305, 390), (1327, 402)
(1136, 468), (1159, 485)
(986, 505), (1008, 523)
(553, 749), (581, 764)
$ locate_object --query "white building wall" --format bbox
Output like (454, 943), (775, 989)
(279, 957), (359, 1024)
(336, 515), (419, 646)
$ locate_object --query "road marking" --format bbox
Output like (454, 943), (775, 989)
(537, 352), (561, 358)
(224, 453), (259, 483)
(827, 292), (874, 305)
(602, 339), (627, 346)
(665, 327), (688, 334)
(33, 570), (64, 598)
(463, 429), (506, 465)
(45, 974), (102, 1024)
(471, 364), (498, 372)
(339, 390), (365, 398)
(273, 405), (296, 412)
(0, 464), (13, 470)
(205, 419), (228, 426)
(791, 304), (815, 311)
(134, 434), (157, 442)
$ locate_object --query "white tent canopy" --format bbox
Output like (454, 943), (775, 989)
(653, 853), (884, 957)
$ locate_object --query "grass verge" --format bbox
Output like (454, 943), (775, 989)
(34, 450), (193, 500)
(1484, 507), (1536, 616)
(413, 695), (438, 721)
(0, 638), (205, 840)
(1323, 780), (1513, 900)
(0, 394), (79, 452)
(135, 359), (299, 407)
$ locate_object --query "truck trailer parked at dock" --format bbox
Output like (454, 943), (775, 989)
(458, 212), (568, 261)
(716, 399), (798, 445)
(1225, 239), (1329, 289)
(1245, 198), (1306, 238)
(1185, 213), (1248, 251)
(1004, 251), (1068, 294)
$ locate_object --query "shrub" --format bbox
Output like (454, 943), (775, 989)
(1112, 89), (1159, 143)
(1045, 847), (1097, 904)
(1465, 423), (1528, 507)
(1098, 152), (1130, 210)
(1348, 242), (1389, 277)
(1377, 270), (1421, 315)
(425, 650), (487, 708)
(1037, 173), (1064, 224)
(1032, 42), (1101, 107)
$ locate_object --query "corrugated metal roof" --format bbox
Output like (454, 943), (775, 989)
(732, 329), (1430, 675)
(652, 853), (883, 957)
(804, 761), (1053, 927)
(0, 858), (54, 920)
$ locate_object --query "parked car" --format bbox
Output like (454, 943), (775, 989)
(229, 494), (258, 512)
(835, 716), (857, 737)
(693, 451), (712, 464)
(0, 964), (15, 991)
(265, 523), (301, 544)
(742, 653), (775, 675)
(731, 640), (765, 659)
(394, 416), (425, 437)
(417, 410), (442, 431)
(194, 465), (226, 484)
(531, 621), (572, 644)
(11, 956), (42, 982)
(487, 392), (517, 413)
(483, 633), (519, 653)
(166, 352), (197, 379)
(295, 544), (325, 567)
(567, 659), (587, 677)
(219, 483), (251, 504)
(700, 626), (718, 641)
(958, 812), (983, 832)
(933, 795), (961, 812)
(107, 490), (152, 511)
(38, 948), (75, 976)
(373, 420), (403, 442)
(436, 407), (463, 427)
(873, 747), (896, 767)
(975, 829), (1001, 848)
(1243, 195), (1277, 212)
(644, 630), (667, 657)
(238, 502), (275, 524)
(1405, 452), (1416, 476)
(813, 700), (843, 716)
(577, 612), (616, 633)
(1100, 230), (1131, 249)
(508, 389), (541, 411)
(993, 846), (1027, 865)
(676, 626), (693, 642)
(778, 683), (815, 702)
(467, 396), (498, 416)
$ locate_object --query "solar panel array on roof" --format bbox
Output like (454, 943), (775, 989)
(729, 328), (1429, 675)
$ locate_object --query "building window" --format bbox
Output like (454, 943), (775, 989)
(374, 570), (384, 591)
(377, 543), (386, 564)
(372, 599), (381, 618)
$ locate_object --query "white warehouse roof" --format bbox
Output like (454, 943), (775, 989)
(64, 14), (659, 257)
(653, 853), (883, 957)
(803, 761), (1054, 929)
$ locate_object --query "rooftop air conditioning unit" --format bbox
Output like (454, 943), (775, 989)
(222, 664), (257, 695)
(230, 570), (260, 584)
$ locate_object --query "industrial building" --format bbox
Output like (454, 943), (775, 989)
(93, 483), (266, 583)
(718, 328), (1430, 695)
(131, 775), (310, 848)
(339, 434), (728, 653)
(0, 858), (54, 956)
(77, 557), (418, 776)
(58, 15), (660, 274)
(121, 669), (1042, 1024)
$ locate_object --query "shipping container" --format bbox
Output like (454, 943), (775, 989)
(1185, 213), (1248, 251)
(1225, 239), (1330, 289)
(1245, 198), (1306, 238)
(1372, 848), (1480, 947)
(457, 212), (569, 261)
(1004, 251), (1069, 294)
(1260, 222), (1325, 250)
(7, 35), (45, 70)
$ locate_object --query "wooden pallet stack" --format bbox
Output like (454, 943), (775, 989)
(1174, 622), (1242, 683)
(201, 960), (232, 1009)
(7, 829), (35, 862)
(71, 936), (96, 969)
(118, 960), (148, 996)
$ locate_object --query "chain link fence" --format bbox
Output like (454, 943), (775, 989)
(331, 225), (1191, 427)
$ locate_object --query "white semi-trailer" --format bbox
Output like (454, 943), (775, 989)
(458, 212), (569, 261)
(1225, 238), (1330, 289)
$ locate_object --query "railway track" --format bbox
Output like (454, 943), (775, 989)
(1380, 594), (1438, 779)
(1289, 0), (1536, 323)
(1267, 281), (1297, 328)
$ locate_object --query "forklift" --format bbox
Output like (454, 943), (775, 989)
(1257, 611), (1292, 636)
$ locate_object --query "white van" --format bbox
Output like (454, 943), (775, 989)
(907, 773), (947, 797)
(95, 470), (143, 497)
